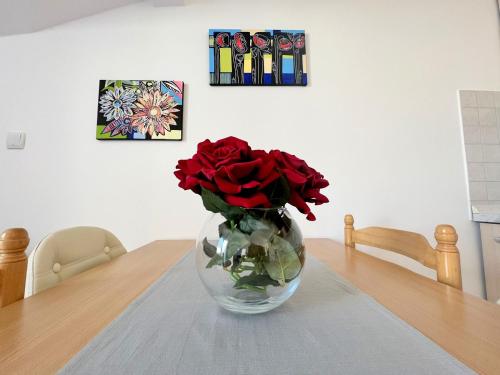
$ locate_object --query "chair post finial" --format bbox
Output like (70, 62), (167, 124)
(435, 225), (458, 251)
(0, 228), (29, 307)
(434, 224), (462, 290)
(344, 214), (354, 247)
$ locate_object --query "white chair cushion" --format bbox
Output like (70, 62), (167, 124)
(31, 227), (126, 294)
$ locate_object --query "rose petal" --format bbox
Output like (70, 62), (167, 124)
(215, 154), (242, 168)
(200, 168), (216, 180)
(197, 139), (213, 153)
(289, 190), (312, 216)
(258, 170), (281, 189)
(177, 158), (204, 175)
(282, 168), (308, 185)
(198, 152), (217, 167)
(255, 158), (276, 180)
(183, 176), (202, 190)
(214, 175), (242, 194)
(225, 192), (271, 208)
(314, 178), (330, 189)
(306, 212), (316, 221)
(226, 159), (262, 180)
(199, 180), (217, 192)
(281, 151), (307, 170)
(242, 180), (261, 189)
(174, 170), (185, 181)
(305, 190), (329, 204)
(251, 150), (268, 158)
(214, 136), (250, 151)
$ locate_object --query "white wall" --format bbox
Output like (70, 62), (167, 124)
(0, 0), (143, 36)
(1, 0), (499, 297)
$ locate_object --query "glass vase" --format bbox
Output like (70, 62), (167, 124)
(196, 206), (305, 314)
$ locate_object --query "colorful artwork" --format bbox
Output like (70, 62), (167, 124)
(209, 29), (307, 86)
(96, 80), (184, 141)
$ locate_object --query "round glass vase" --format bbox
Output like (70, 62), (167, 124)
(196, 206), (305, 314)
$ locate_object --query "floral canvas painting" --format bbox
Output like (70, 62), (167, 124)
(96, 80), (184, 141)
(209, 29), (307, 86)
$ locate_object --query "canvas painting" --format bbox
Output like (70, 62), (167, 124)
(96, 80), (184, 141)
(209, 29), (307, 86)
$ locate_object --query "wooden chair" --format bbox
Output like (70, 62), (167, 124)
(0, 228), (29, 307)
(344, 214), (462, 289)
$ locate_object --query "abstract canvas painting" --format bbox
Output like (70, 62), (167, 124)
(96, 80), (184, 141)
(209, 29), (307, 86)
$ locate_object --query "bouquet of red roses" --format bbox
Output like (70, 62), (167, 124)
(174, 136), (329, 221)
(174, 137), (329, 295)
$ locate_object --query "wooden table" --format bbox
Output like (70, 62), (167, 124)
(0, 239), (499, 374)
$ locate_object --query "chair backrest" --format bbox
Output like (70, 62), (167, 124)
(0, 228), (29, 307)
(32, 226), (126, 294)
(344, 214), (462, 289)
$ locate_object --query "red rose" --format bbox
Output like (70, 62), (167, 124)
(218, 149), (280, 208)
(174, 136), (251, 193)
(270, 150), (329, 221)
(174, 138), (281, 208)
(198, 136), (251, 170)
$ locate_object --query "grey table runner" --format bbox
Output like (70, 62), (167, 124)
(60, 251), (474, 375)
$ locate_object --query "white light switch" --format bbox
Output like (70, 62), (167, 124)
(6, 132), (26, 149)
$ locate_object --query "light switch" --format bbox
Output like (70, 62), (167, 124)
(6, 132), (26, 149)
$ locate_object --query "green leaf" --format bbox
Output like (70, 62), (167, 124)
(206, 254), (224, 268)
(116, 80), (123, 88)
(249, 229), (275, 248)
(206, 227), (250, 269)
(201, 188), (227, 213)
(218, 222), (231, 237)
(239, 214), (276, 233)
(202, 237), (217, 258)
(225, 229), (250, 258)
(224, 208), (247, 220)
(235, 273), (279, 288)
(201, 188), (245, 219)
(282, 220), (303, 251)
(206, 254), (232, 268)
(209, 225), (250, 268)
(206, 229), (249, 268)
(264, 236), (302, 286)
(201, 188), (245, 220)
(247, 244), (265, 258)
